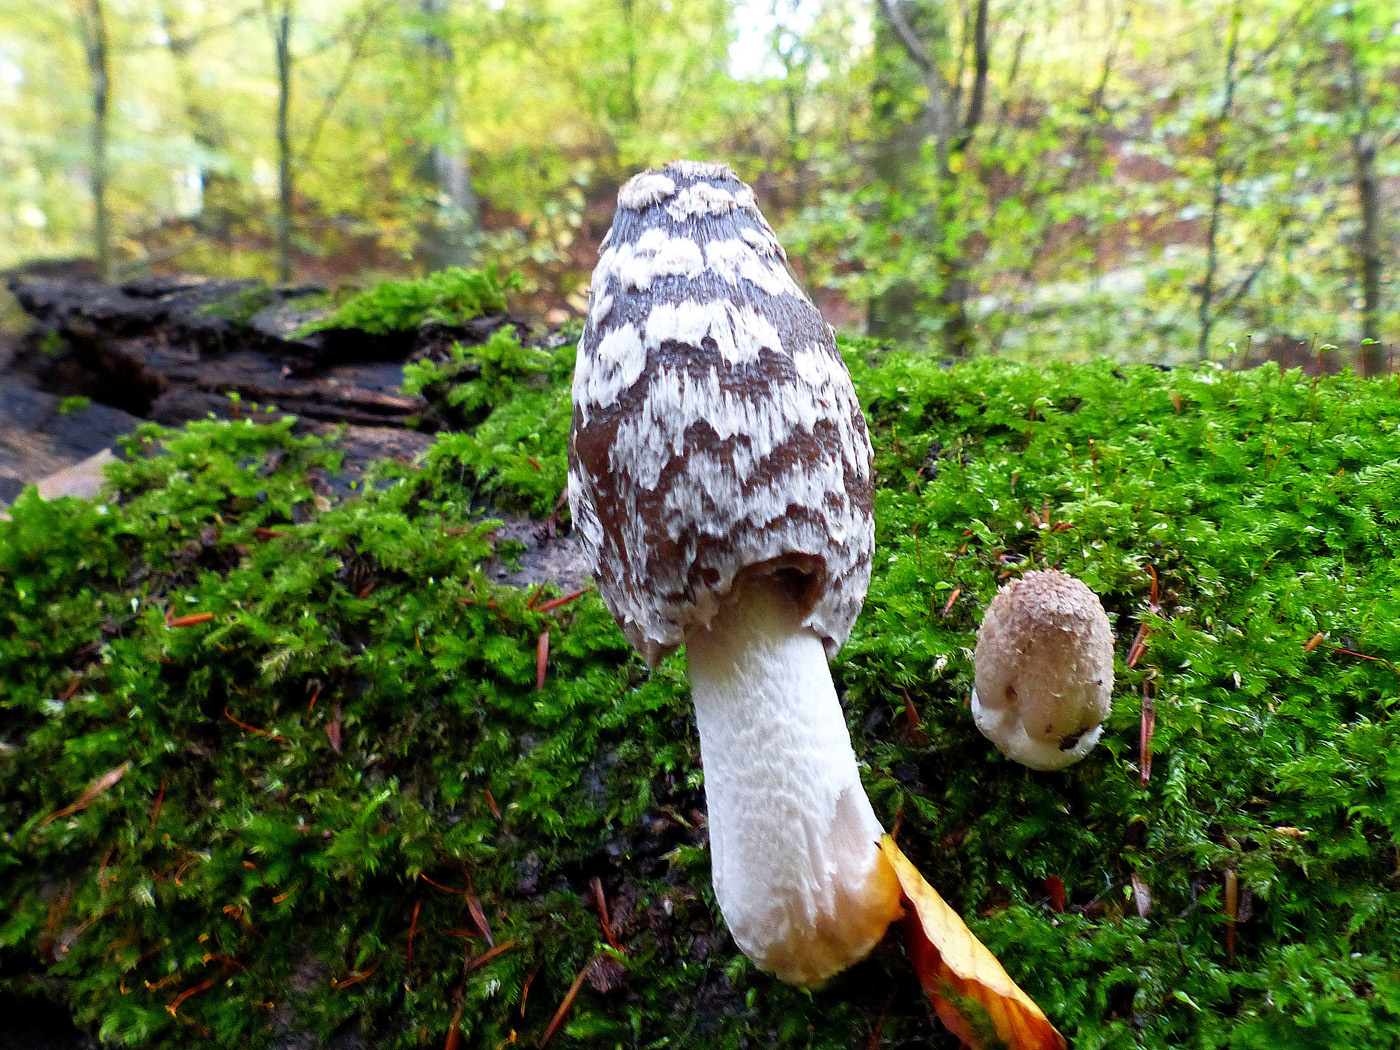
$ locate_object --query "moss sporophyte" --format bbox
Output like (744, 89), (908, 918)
(4, 302), (1400, 1043)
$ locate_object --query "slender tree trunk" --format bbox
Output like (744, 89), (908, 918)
(1344, 6), (1386, 375)
(418, 0), (479, 269)
(265, 0), (295, 284)
(1352, 141), (1383, 373)
(156, 1), (240, 240)
(1196, 2), (1242, 361)
(77, 0), (113, 279)
(937, 0), (988, 358)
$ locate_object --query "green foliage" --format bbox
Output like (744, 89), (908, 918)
(5, 0), (1397, 368)
(57, 396), (91, 415)
(4, 354), (1400, 1048)
(298, 267), (521, 336)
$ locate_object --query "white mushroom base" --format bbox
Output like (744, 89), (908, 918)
(971, 687), (1105, 771)
(685, 577), (901, 986)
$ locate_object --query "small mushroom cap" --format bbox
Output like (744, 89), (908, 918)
(972, 569), (1114, 770)
(568, 160), (874, 665)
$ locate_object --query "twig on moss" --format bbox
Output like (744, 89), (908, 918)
(541, 955), (599, 1046)
(223, 708), (287, 742)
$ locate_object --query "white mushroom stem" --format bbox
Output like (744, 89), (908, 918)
(684, 576), (902, 987)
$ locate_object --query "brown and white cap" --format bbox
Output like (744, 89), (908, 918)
(568, 160), (874, 665)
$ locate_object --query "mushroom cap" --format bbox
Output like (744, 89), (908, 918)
(568, 160), (874, 666)
(972, 569), (1114, 769)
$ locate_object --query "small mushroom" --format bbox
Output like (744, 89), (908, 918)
(972, 569), (1114, 770)
(568, 160), (900, 986)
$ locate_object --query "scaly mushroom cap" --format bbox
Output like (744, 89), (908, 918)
(568, 160), (874, 665)
(972, 569), (1114, 770)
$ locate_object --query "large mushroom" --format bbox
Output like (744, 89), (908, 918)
(972, 569), (1115, 770)
(567, 160), (900, 986)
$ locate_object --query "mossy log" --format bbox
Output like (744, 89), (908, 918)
(2, 349), (1399, 1049)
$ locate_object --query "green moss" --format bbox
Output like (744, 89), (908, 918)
(2, 357), (1400, 1048)
(407, 329), (573, 517)
(296, 266), (522, 337)
(403, 328), (558, 433)
(194, 286), (279, 326)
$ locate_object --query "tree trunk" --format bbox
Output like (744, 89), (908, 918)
(1344, 6), (1386, 375)
(870, 0), (986, 357)
(417, 0), (480, 269)
(1352, 141), (1384, 375)
(268, 1), (295, 284)
(1196, 2), (1242, 362)
(78, 0), (113, 279)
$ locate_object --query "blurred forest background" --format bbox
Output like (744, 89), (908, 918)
(1, 0), (1397, 369)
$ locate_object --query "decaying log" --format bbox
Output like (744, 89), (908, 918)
(5, 272), (513, 428)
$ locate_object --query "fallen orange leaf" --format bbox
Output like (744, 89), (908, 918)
(878, 836), (1066, 1050)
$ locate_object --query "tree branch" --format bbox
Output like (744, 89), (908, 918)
(876, 0), (956, 165)
(961, 0), (989, 136)
(877, 0), (937, 76)
(298, 0), (398, 166)
(1217, 219), (1289, 318)
(151, 4), (261, 55)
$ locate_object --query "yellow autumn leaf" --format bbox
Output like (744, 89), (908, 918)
(878, 835), (1066, 1050)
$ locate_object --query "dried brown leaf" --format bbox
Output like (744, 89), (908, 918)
(1140, 682), (1156, 787)
(541, 956), (594, 1046)
(466, 894), (494, 947)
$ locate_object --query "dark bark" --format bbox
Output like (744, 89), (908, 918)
(1353, 142), (1383, 373)
(7, 274), (442, 427)
(960, 0), (989, 145)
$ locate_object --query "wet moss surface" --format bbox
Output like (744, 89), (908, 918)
(3, 344), (1400, 1049)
